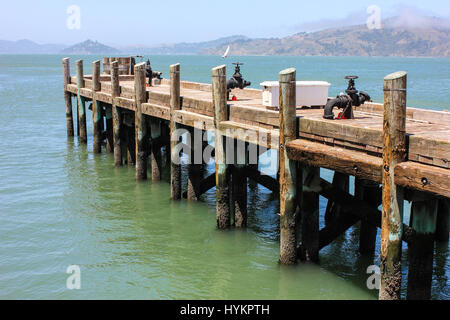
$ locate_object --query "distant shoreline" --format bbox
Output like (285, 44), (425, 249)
(0, 53), (449, 58)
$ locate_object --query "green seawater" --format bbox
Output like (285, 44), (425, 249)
(0, 55), (448, 300)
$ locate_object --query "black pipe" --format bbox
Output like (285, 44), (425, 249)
(227, 78), (251, 100)
(323, 92), (371, 120)
(358, 91), (371, 105)
(323, 75), (372, 120)
(227, 77), (251, 90)
(323, 96), (349, 119)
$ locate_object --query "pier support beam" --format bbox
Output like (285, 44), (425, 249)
(170, 63), (182, 199)
(125, 113), (136, 166)
(75, 60), (87, 144)
(164, 123), (171, 167)
(150, 118), (162, 181)
(407, 198), (438, 300)
(105, 106), (113, 154)
(324, 172), (349, 226)
(92, 60), (102, 154)
(356, 179), (379, 255)
(248, 162), (259, 189)
(379, 71), (407, 300)
(212, 65), (230, 229)
(233, 166), (248, 227)
(436, 199), (449, 242)
(244, 167), (279, 193)
(76, 97), (80, 136)
(279, 68), (298, 264)
(134, 62), (148, 180)
(187, 127), (203, 201)
(62, 58), (74, 137)
(233, 140), (248, 228)
(111, 61), (123, 166)
(300, 165), (320, 263)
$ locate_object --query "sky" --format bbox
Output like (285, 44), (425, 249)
(1, 0), (450, 46)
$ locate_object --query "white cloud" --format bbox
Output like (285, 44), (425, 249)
(293, 5), (450, 33)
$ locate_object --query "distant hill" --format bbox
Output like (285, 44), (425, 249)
(60, 40), (120, 55)
(2, 13), (449, 57)
(121, 35), (249, 55)
(0, 39), (66, 54)
(202, 17), (450, 57)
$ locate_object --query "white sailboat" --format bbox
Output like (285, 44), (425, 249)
(222, 45), (230, 58)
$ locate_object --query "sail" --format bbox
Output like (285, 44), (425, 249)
(222, 46), (230, 58)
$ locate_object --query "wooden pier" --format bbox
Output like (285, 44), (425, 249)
(62, 57), (449, 300)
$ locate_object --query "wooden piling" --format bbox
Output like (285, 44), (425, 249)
(75, 60), (87, 144)
(130, 57), (136, 75)
(212, 65), (230, 229)
(76, 97), (80, 136)
(407, 198), (438, 300)
(100, 104), (105, 135)
(164, 123), (171, 167)
(170, 63), (181, 199)
(92, 60), (102, 154)
(279, 68), (298, 264)
(379, 71), (407, 300)
(111, 61), (123, 166)
(324, 172), (349, 225)
(232, 141), (248, 227)
(62, 58), (74, 137)
(134, 62), (148, 180)
(126, 114), (136, 166)
(187, 127), (203, 201)
(248, 161), (259, 190)
(150, 118), (162, 181)
(300, 165), (320, 263)
(233, 164), (248, 228)
(105, 106), (114, 154)
(355, 178), (379, 255)
(436, 199), (449, 242)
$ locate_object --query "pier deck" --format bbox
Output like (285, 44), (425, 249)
(62, 58), (449, 300)
(65, 72), (450, 196)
